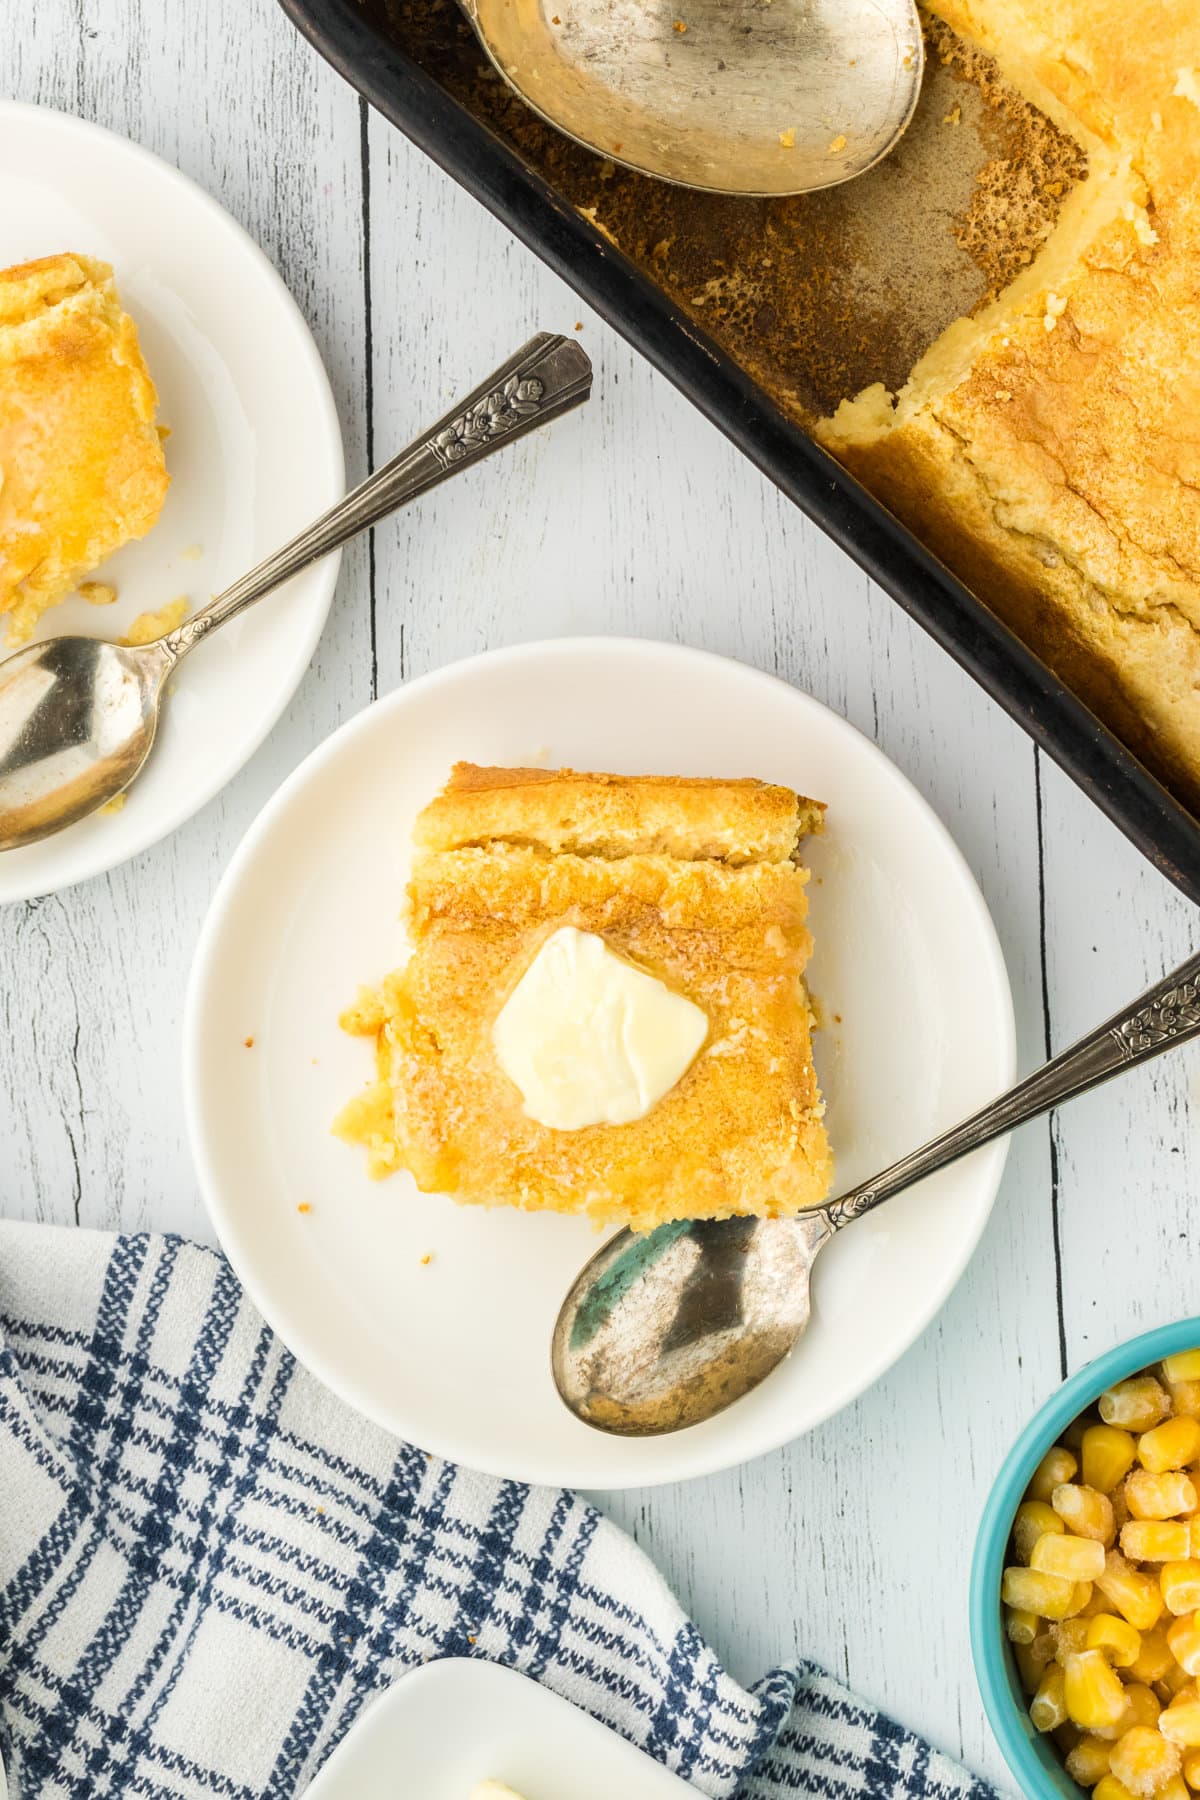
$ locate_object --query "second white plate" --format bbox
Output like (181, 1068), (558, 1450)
(306, 1659), (694, 1799)
(0, 103), (343, 900)
(185, 638), (1015, 1488)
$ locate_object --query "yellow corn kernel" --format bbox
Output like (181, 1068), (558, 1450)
(1034, 1533), (1108, 1582)
(1014, 1500), (1067, 1562)
(1109, 1726), (1182, 1798)
(1088, 1614), (1143, 1667)
(1066, 1650), (1136, 1729)
(1086, 1427), (1139, 1494)
(1070, 1584), (1097, 1617)
(1064, 1415), (1095, 1451)
(1030, 1446), (1081, 1503)
(1164, 1352), (1200, 1385)
(1141, 1419), (1200, 1475)
(1129, 1472), (1199, 1520)
(1056, 1618), (1092, 1664)
(1122, 1686), (1164, 1731)
(1015, 1642), (1046, 1695)
(1161, 1702), (1200, 1748)
(1130, 1628), (1175, 1684)
(1031, 1629), (1058, 1666)
(1098, 1550), (1167, 1630)
(1181, 1747), (1200, 1786)
(1166, 1380), (1200, 1421)
(1102, 1380), (1172, 1434)
(1031, 1662), (1068, 1732)
(1006, 1607), (1040, 1646)
(1124, 1523), (1194, 1562)
(1153, 1776), (1189, 1800)
(1168, 1616), (1200, 1676)
(1163, 1564), (1200, 1617)
(1068, 1735), (1114, 1786)
(1094, 1779), (1139, 1800)
(1113, 1489), (1132, 1534)
(1057, 1483), (1119, 1544)
(1004, 1565), (1083, 1620)
(1162, 1662), (1199, 1701)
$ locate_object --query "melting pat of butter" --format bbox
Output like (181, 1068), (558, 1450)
(470, 1787), (527, 1800)
(493, 927), (707, 1130)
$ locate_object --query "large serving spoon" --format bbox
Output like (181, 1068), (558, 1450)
(465, 0), (924, 196)
(554, 949), (1200, 1436)
(0, 334), (591, 852)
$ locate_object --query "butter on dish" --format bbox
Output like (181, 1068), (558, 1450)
(334, 763), (833, 1232)
(0, 253), (169, 643)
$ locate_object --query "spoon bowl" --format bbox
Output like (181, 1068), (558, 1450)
(552, 1212), (829, 1434)
(0, 636), (168, 850)
(553, 949), (1200, 1435)
(464, 0), (924, 196)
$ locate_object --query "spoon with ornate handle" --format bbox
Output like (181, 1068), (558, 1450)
(0, 332), (591, 851)
(553, 949), (1200, 1436)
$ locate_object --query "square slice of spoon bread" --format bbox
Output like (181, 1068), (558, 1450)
(334, 763), (834, 1230)
(0, 253), (169, 643)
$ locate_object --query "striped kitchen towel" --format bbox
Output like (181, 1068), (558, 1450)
(0, 1221), (998, 1800)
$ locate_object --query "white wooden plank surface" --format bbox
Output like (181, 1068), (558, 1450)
(2, 0), (1196, 1791)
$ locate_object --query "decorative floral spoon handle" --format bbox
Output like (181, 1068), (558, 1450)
(823, 950), (1200, 1231)
(165, 333), (592, 658)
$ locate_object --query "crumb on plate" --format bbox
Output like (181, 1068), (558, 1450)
(120, 595), (189, 645)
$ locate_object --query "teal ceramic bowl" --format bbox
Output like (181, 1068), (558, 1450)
(971, 1317), (1200, 1798)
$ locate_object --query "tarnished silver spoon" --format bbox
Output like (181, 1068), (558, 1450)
(554, 949), (1200, 1436)
(466, 0), (924, 197)
(0, 334), (591, 852)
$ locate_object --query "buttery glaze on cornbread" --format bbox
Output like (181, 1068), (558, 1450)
(820, 3), (1200, 814)
(0, 253), (168, 642)
(334, 764), (833, 1231)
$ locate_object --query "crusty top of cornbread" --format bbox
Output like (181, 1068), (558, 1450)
(413, 762), (825, 864)
(820, 2), (1200, 811)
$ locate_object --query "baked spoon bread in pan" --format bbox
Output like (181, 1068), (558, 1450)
(280, 0), (1200, 900)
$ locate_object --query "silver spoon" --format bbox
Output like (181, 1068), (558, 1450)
(0, 334), (591, 852)
(466, 0), (924, 197)
(553, 949), (1200, 1436)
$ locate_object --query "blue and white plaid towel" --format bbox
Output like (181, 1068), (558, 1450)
(0, 1221), (997, 1800)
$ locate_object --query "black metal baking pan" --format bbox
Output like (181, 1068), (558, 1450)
(280, 0), (1200, 906)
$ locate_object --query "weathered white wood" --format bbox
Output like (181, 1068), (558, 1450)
(1041, 757), (1200, 1365)
(3, 0), (1194, 1791)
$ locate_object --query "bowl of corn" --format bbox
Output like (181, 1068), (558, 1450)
(972, 1320), (1200, 1800)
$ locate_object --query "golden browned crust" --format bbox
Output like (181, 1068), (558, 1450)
(0, 253), (169, 642)
(818, 3), (1200, 813)
(415, 762), (825, 862)
(336, 768), (833, 1230)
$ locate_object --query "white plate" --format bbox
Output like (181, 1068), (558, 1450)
(0, 103), (343, 900)
(307, 1659), (694, 1798)
(185, 639), (1015, 1488)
